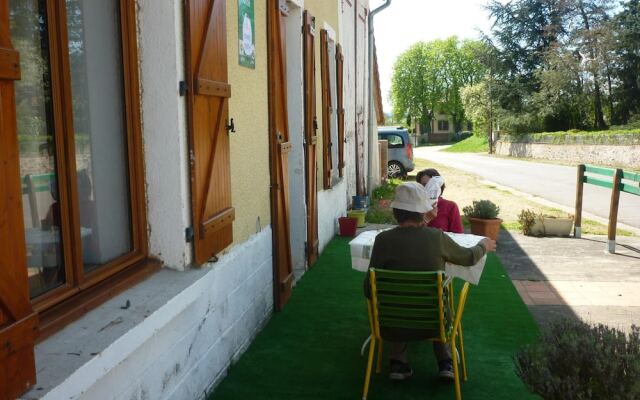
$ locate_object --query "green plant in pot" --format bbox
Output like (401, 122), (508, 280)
(462, 200), (502, 241)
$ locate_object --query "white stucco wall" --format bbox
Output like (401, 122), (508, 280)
(138, 0), (192, 270)
(32, 228), (273, 400)
(317, 179), (348, 253)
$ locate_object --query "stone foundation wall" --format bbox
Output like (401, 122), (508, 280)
(496, 134), (640, 169)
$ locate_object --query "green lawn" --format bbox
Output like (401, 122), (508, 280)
(443, 136), (488, 153)
(210, 237), (540, 400)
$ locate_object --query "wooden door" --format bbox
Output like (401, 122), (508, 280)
(184, 0), (234, 266)
(336, 43), (345, 177)
(268, 0), (294, 310)
(0, 2), (39, 397)
(303, 11), (318, 266)
(320, 29), (332, 190)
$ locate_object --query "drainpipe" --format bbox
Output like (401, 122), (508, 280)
(367, 0), (391, 195)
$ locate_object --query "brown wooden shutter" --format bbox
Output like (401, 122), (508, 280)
(320, 29), (332, 190)
(268, 0), (294, 310)
(335, 43), (345, 178)
(303, 11), (318, 266)
(184, 0), (234, 266)
(0, 3), (39, 397)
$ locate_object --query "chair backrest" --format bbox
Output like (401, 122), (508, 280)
(369, 268), (447, 342)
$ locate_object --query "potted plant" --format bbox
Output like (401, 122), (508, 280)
(518, 209), (574, 237)
(518, 209), (544, 236)
(462, 200), (502, 241)
(541, 213), (574, 236)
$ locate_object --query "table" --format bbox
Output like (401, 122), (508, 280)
(349, 229), (487, 285)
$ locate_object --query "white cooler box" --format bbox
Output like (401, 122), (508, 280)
(349, 230), (385, 272)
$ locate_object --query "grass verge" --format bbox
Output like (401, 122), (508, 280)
(443, 136), (488, 153)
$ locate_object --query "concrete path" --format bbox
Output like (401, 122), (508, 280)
(497, 230), (640, 331)
(414, 146), (640, 229)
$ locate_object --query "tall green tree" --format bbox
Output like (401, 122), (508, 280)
(390, 38), (486, 133)
(613, 0), (640, 123)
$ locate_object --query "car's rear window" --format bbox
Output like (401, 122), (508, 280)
(380, 133), (404, 148)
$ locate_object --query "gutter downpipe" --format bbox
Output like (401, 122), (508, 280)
(367, 0), (391, 195)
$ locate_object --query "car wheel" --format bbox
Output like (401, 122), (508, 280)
(387, 161), (405, 179)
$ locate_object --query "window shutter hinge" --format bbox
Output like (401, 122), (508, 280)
(185, 226), (194, 242)
(179, 81), (188, 96)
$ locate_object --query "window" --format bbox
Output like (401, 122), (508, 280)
(384, 134), (404, 148)
(10, 0), (148, 332)
(438, 120), (449, 131)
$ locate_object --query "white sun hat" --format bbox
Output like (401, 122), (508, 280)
(390, 182), (432, 213)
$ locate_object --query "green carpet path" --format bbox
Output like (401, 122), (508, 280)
(210, 237), (540, 400)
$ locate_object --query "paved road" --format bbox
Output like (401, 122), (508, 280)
(414, 146), (640, 229)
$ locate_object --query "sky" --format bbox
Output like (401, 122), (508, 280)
(371, 0), (495, 113)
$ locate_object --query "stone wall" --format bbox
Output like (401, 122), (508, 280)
(496, 134), (640, 169)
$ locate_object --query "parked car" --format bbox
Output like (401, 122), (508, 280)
(378, 127), (415, 178)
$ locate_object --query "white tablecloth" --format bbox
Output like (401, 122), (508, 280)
(349, 229), (487, 285)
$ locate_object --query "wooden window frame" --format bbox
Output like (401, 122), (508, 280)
(11, 0), (156, 340)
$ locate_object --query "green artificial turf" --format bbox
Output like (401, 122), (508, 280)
(210, 237), (540, 400)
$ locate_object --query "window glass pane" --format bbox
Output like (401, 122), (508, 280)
(66, 0), (132, 272)
(386, 135), (403, 148)
(10, 0), (66, 298)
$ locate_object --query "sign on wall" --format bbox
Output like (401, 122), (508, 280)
(238, 0), (255, 68)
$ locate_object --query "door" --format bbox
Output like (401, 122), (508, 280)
(268, 0), (294, 310)
(0, 2), (38, 397)
(303, 10), (318, 266)
(184, 0), (234, 266)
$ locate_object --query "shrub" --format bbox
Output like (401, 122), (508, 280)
(462, 200), (500, 219)
(515, 319), (640, 400)
(517, 209), (538, 235)
(372, 179), (402, 201)
(365, 205), (395, 224)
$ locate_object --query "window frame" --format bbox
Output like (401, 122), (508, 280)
(438, 119), (449, 131)
(11, 0), (153, 338)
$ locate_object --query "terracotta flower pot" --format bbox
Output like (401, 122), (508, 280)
(468, 217), (503, 241)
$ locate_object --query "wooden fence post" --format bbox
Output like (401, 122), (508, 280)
(607, 168), (623, 253)
(574, 164), (585, 238)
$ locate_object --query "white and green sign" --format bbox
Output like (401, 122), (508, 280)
(238, 0), (255, 69)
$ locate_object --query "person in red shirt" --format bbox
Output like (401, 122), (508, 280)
(416, 168), (464, 234)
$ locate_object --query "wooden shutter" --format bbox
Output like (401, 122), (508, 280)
(268, 0), (294, 310)
(335, 43), (345, 178)
(184, 0), (234, 266)
(303, 11), (318, 266)
(0, 3), (39, 397)
(320, 29), (332, 190)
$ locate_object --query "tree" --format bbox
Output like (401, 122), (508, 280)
(612, 0), (640, 123)
(390, 38), (486, 134)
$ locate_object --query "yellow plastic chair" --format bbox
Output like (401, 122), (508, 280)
(362, 268), (470, 400)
